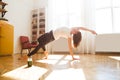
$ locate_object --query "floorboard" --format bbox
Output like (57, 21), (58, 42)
(0, 52), (120, 80)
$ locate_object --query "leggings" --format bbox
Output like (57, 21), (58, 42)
(27, 30), (55, 57)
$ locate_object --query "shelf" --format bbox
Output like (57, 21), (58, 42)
(0, 8), (7, 17)
(0, 8), (7, 12)
(0, 1), (7, 6)
(0, 17), (8, 21)
(0, 1), (8, 9)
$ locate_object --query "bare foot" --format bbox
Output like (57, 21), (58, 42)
(42, 56), (48, 59)
(44, 51), (48, 57)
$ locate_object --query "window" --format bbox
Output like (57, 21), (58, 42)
(95, 0), (120, 34)
(47, 0), (84, 31)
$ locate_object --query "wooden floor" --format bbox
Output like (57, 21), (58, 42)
(0, 52), (120, 80)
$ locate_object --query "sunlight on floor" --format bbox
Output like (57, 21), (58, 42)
(45, 55), (65, 59)
(45, 68), (86, 80)
(36, 55), (65, 64)
(64, 55), (80, 60)
(36, 54), (80, 65)
(109, 56), (120, 69)
(1, 54), (82, 80)
(109, 56), (120, 60)
(1, 65), (48, 80)
(36, 54), (83, 80)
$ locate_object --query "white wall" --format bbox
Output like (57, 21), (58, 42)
(4, 0), (34, 53)
(33, 0), (47, 8)
(51, 38), (69, 52)
(96, 34), (120, 52)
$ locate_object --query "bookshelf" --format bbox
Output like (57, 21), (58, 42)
(31, 8), (46, 44)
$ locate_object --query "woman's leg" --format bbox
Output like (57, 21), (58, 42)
(27, 31), (55, 57)
(27, 44), (43, 56)
(43, 51), (48, 59)
(42, 46), (48, 59)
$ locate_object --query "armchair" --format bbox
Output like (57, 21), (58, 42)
(19, 36), (37, 55)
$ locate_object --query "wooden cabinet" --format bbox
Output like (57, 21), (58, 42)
(0, 21), (14, 56)
(31, 8), (46, 44)
(0, 0), (8, 21)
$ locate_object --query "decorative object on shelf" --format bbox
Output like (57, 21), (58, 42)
(31, 8), (46, 44)
(0, 0), (8, 21)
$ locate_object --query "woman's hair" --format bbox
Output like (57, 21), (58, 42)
(73, 31), (82, 48)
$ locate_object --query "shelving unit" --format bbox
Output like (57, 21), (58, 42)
(39, 9), (45, 36)
(0, 0), (8, 21)
(31, 8), (46, 44)
(31, 9), (38, 44)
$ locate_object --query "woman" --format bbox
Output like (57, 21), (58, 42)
(27, 27), (97, 60)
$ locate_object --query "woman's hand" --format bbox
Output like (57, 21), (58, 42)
(91, 30), (97, 35)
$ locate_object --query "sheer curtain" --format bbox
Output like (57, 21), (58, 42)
(75, 30), (96, 54)
(47, 0), (96, 54)
(47, 0), (85, 30)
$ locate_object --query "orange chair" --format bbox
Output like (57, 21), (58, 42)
(20, 36), (37, 55)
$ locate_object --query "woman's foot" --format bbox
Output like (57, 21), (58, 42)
(44, 51), (48, 59)
(42, 56), (48, 59)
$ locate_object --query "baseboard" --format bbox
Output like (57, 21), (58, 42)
(51, 51), (120, 55)
(0, 54), (12, 57)
(51, 51), (69, 54)
(95, 52), (120, 55)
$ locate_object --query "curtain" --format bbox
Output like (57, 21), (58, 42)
(74, 30), (96, 54)
(47, 0), (85, 31)
(47, 0), (96, 54)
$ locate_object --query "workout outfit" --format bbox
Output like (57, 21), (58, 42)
(27, 27), (71, 57)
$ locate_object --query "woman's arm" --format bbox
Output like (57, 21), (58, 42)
(78, 27), (97, 34)
(67, 37), (74, 60)
(67, 37), (80, 60)
(72, 27), (97, 35)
